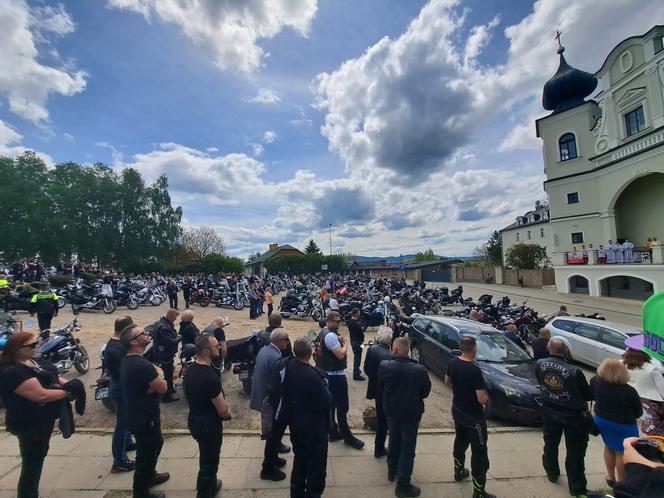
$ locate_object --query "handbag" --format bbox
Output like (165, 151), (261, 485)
(581, 402), (600, 436)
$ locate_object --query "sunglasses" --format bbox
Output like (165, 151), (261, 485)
(22, 341), (40, 349)
(131, 331), (146, 341)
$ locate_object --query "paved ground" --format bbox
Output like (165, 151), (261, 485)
(0, 428), (613, 498)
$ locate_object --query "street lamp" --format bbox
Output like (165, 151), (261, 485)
(329, 224), (336, 256)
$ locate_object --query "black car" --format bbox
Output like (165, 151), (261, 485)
(405, 315), (542, 425)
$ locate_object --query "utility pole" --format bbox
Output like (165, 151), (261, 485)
(329, 223), (333, 256)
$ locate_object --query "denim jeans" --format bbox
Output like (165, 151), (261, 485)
(387, 417), (419, 486)
(110, 385), (131, 466)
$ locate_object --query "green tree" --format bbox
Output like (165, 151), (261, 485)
(505, 243), (549, 269)
(182, 226), (226, 259)
(413, 248), (437, 262)
(304, 239), (322, 254)
(486, 231), (503, 266)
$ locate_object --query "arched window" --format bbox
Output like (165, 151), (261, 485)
(559, 133), (577, 161)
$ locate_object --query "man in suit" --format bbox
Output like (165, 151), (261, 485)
(363, 326), (393, 458)
(251, 328), (291, 481)
(153, 309), (180, 403)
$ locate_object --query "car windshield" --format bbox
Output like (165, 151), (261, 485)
(474, 332), (532, 363)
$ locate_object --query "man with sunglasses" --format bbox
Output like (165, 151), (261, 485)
(120, 325), (170, 498)
(184, 335), (229, 498)
(314, 311), (364, 450)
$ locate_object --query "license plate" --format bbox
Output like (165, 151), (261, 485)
(95, 387), (110, 400)
(238, 370), (249, 380)
(174, 382), (184, 392)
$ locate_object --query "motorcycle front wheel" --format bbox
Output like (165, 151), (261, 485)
(103, 299), (117, 314)
(200, 297), (211, 307)
(311, 309), (322, 321)
(127, 298), (139, 310)
(57, 298), (66, 309)
(233, 299), (244, 310)
(150, 296), (161, 306)
(74, 345), (90, 374)
(71, 305), (80, 315)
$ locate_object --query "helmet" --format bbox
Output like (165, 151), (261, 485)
(383, 296), (391, 303)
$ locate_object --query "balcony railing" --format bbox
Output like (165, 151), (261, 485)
(565, 248), (653, 265)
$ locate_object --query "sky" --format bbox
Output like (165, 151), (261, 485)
(1, 0), (661, 259)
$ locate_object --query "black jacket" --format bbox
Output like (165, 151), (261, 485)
(283, 359), (332, 437)
(154, 317), (179, 362)
(179, 321), (199, 346)
(347, 318), (364, 343)
(364, 342), (392, 400)
(378, 356), (431, 424)
(536, 355), (593, 416)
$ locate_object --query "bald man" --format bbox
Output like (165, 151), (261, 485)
(377, 337), (431, 497)
(536, 338), (594, 497)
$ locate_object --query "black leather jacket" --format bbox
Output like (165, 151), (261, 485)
(535, 355), (593, 414)
(364, 342), (392, 400)
(154, 317), (179, 362)
(378, 356), (431, 424)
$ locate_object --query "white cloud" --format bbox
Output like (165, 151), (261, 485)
(250, 143), (265, 157)
(464, 15), (500, 65)
(263, 131), (277, 143)
(0, 0), (86, 123)
(107, 0), (318, 74)
(0, 120), (22, 146)
(94, 141), (124, 167)
(63, 132), (74, 142)
(206, 147), (219, 153)
(246, 88), (282, 105)
(0, 119), (54, 165)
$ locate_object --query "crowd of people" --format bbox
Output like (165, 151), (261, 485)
(567, 236), (661, 265)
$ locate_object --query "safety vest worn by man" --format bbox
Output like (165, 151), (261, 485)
(30, 291), (59, 314)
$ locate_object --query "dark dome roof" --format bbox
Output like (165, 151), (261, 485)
(542, 48), (598, 114)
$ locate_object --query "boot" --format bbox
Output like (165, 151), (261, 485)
(395, 483), (421, 497)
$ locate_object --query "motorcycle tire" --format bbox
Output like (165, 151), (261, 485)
(102, 396), (116, 413)
(127, 298), (139, 310)
(150, 296), (161, 306)
(242, 378), (252, 395)
(233, 300), (244, 310)
(74, 345), (90, 374)
(103, 300), (117, 314)
(411, 345), (422, 364)
(200, 297), (211, 307)
(311, 309), (322, 321)
(57, 298), (66, 310)
(71, 305), (80, 315)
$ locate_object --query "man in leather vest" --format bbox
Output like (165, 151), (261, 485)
(314, 311), (364, 449)
(153, 309), (181, 403)
(535, 338), (594, 497)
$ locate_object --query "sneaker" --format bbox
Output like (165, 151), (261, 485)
(278, 442), (291, 454)
(110, 460), (135, 473)
(374, 448), (388, 458)
(454, 467), (469, 481)
(260, 468), (286, 481)
(344, 435), (365, 450)
(472, 491), (496, 498)
(149, 472), (170, 487)
(395, 483), (421, 497)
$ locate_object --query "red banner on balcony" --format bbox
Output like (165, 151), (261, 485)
(567, 252), (588, 265)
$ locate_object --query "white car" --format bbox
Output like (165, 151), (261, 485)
(546, 316), (643, 368)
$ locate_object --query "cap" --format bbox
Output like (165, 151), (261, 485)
(624, 334), (644, 351)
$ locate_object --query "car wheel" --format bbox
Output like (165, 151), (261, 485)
(411, 345), (422, 364)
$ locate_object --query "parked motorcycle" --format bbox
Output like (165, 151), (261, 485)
(225, 334), (258, 395)
(279, 292), (323, 321)
(69, 283), (117, 314)
(37, 318), (89, 374)
(191, 287), (211, 307)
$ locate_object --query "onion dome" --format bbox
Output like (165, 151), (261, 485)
(542, 46), (598, 114)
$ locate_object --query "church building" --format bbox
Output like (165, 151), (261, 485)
(536, 26), (664, 300)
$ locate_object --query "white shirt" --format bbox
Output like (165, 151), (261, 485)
(328, 298), (339, 310)
(628, 362), (664, 402)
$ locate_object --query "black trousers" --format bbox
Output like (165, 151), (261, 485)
(374, 396), (388, 453)
(168, 293), (178, 309)
(267, 303), (273, 316)
(263, 421), (287, 471)
(37, 311), (54, 331)
(290, 431), (328, 498)
(132, 423), (164, 498)
(327, 375), (351, 437)
(453, 420), (489, 489)
(249, 299), (257, 319)
(541, 411), (589, 496)
(160, 360), (175, 394)
(189, 417), (223, 498)
(16, 420), (54, 498)
(183, 292), (191, 308)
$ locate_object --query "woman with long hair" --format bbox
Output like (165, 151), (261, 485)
(623, 338), (664, 436)
(0, 331), (70, 498)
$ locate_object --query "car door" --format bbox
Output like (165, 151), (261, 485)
(438, 324), (461, 374)
(569, 322), (603, 367)
(426, 322), (449, 376)
(598, 327), (629, 364)
(411, 318), (431, 366)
